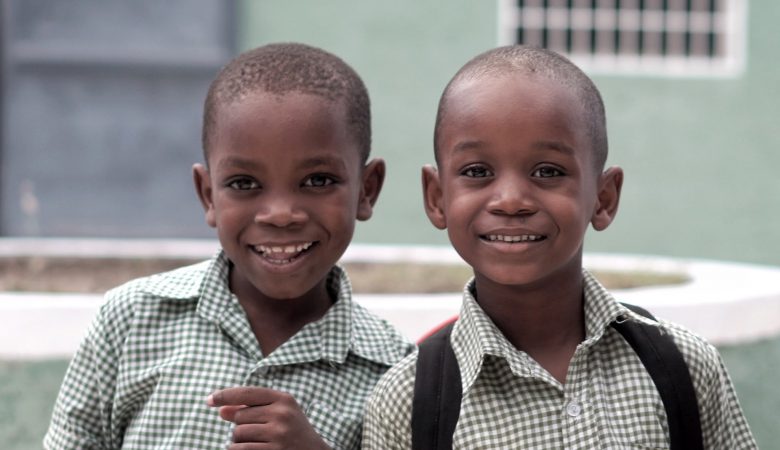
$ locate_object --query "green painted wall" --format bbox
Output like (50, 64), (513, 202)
(591, 1), (780, 266)
(240, 1), (780, 266)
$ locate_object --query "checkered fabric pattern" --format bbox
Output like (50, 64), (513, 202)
(363, 270), (757, 449)
(44, 251), (413, 450)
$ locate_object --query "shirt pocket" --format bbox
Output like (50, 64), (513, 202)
(305, 401), (361, 450)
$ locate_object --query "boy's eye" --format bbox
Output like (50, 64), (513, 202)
(226, 178), (260, 190)
(303, 174), (336, 187)
(532, 166), (564, 178)
(461, 165), (493, 178)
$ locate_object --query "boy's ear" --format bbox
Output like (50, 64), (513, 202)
(591, 166), (623, 231)
(192, 163), (217, 228)
(356, 158), (385, 221)
(422, 165), (447, 230)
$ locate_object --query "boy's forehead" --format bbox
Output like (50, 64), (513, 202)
(443, 74), (585, 133)
(209, 92), (361, 163)
(215, 91), (344, 137)
(437, 73), (595, 164)
(448, 72), (572, 105)
(221, 89), (342, 118)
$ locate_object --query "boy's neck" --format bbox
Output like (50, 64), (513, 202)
(473, 261), (586, 384)
(230, 270), (334, 356)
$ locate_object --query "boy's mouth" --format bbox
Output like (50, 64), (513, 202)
(481, 234), (546, 243)
(252, 241), (317, 265)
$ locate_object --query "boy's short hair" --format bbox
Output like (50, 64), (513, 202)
(434, 45), (608, 171)
(202, 42), (371, 164)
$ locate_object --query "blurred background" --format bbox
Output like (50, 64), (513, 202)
(2, 0), (779, 267)
(1, 0), (778, 448)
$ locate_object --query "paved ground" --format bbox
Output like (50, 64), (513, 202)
(1, 335), (778, 449)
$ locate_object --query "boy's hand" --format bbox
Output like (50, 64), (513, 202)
(207, 387), (331, 450)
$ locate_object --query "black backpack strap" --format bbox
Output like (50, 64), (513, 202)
(612, 303), (703, 450)
(411, 322), (462, 450)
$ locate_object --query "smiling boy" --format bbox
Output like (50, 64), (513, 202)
(363, 46), (756, 449)
(45, 43), (412, 450)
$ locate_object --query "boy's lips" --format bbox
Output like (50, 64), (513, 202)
(481, 233), (546, 243)
(251, 241), (317, 265)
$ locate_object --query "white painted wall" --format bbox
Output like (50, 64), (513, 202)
(2, 241), (780, 359)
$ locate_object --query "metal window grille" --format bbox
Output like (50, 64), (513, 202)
(497, 0), (747, 77)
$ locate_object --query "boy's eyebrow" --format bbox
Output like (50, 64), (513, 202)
(452, 140), (487, 153)
(215, 155), (347, 171)
(217, 156), (261, 170)
(452, 139), (576, 155)
(297, 155), (348, 170)
(533, 140), (576, 155)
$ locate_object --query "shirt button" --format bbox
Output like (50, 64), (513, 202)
(565, 401), (583, 418)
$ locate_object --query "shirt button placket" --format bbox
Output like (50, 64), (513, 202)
(256, 365), (270, 377)
(562, 398), (591, 450)
(565, 400), (583, 418)
(245, 364), (271, 387)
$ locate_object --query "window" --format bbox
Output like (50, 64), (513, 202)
(497, 0), (747, 77)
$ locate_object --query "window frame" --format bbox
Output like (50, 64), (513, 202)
(496, 0), (748, 78)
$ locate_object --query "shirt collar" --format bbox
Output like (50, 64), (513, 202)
(261, 265), (356, 366)
(451, 269), (630, 394)
(314, 264), (411, 367)
(142, 250), (407, 367)
(451, 279), (537, 395)
(581, 269), (635, 343)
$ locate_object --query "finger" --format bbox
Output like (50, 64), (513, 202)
(207, 387), (281, 407)
(227, 444), (275, 450)
(218, 405), (249, 422)
(219, 405), (278, 425)
(232, 423), (271, 443)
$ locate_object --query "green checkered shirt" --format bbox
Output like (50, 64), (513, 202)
(363, 270), (757, 449)
(45, 251), (413, 450)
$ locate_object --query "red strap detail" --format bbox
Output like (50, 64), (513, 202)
(417, 315), (459, 344)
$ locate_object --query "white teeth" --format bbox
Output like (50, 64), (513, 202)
(486, 234), (543, 242)
(266, 257), (292, 265)
(256, 242), (314, 255)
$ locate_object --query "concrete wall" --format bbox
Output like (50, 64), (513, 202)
(592, 1), (780, 266)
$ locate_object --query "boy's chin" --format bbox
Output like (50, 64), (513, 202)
(250, 277), (329, 302)
(474, 264), (580, 290)
(229, 264), (331, 304)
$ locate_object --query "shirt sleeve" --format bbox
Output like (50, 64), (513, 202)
(698, 350), (758, 449)
(361, 353), (416, 450)
(44, 298), (125, 450)
(659, 319), (758, 449)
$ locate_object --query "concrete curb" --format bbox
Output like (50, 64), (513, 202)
(2, 239), (780, 358)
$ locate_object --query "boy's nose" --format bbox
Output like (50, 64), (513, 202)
(253, 196), (307, 227)
(486, 178), (537, 216)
